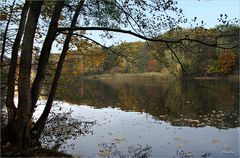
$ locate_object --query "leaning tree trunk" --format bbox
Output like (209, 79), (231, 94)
(6, 0), (43, 149)
(31, 1), (65, 113)
(32, 0), (85, 139)
(6, 0), (30, 122)
(0, 0), (15, 66)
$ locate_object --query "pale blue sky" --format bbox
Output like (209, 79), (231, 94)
(177, 0), (240, 28)
(88, 0), (240, 46)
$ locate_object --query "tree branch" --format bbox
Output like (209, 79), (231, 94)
(165, 42), (188, 75)
(70, 33), (129, 59)
(1, 0), (16, 66)
(57, 26), (240, 49)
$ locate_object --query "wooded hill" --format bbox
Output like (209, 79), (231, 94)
(54, 25), (239, 77)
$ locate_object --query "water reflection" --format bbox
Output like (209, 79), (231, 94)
(34, 102), (96, 150)
(53, 104), (239, 157)
(98, 142), (152, 158)
(56, 77), (239, 129)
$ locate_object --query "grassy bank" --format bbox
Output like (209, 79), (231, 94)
(87, 72), (174, 80)
(85, 72), (240, 81)
(193, 74), (239, 81)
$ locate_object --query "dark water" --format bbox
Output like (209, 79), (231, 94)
(52, 77), (239, 157)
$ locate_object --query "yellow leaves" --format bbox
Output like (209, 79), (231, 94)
(118, 57), (127, 69)
(218, 50), (237, 74)
(84, 51), (107, 69)
(62, 46), (107, 76)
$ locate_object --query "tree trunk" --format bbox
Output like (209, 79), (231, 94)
(6, 0), (43, 149)
(0, 0), (16, 66)
(31, 1), (65, 113)
(6, 0), (30, 122)
(33, 0), (85, 139)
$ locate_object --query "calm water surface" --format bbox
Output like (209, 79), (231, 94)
(42, 77), (239, 157)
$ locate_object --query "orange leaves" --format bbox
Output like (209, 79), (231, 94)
(148, 59), (159, 72)
(218, 50), (237, 74)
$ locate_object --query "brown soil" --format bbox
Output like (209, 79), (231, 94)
(1, 147), (72, 157)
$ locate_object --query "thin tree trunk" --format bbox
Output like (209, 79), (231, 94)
(31, 1), (65, 113)
(1, 0), (16, 66)
(8, 0), (43, 148)
(33, 0), (85, 139)
(6, 0), (30, 121)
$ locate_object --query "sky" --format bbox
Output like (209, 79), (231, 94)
(177, 0), (240, 28)
(88, 0), (240, 46)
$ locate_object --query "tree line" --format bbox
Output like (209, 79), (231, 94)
(57, 25), (239, 77)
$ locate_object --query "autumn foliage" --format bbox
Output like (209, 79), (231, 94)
(218, 50), (237, 74)
(148, 59), (160, 72)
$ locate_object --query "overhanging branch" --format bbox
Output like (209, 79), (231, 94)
(57, 26), (240, 49)
(165, 42), (188, 75)
(70, 33), (129, 59)
(65, 33), (136, 63)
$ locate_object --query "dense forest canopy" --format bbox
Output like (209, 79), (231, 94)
(0, 0), (239, 156)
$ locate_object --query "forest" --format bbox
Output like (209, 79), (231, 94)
(54, 25), (239, 77)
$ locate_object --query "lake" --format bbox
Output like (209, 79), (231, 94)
(37, 77), (239, 157)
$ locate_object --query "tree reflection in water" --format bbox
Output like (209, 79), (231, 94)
(56, 78), (239, 129)
(38, 103), (96, 150)
(50, 78), (239, 157)
(98, 142), (152, 158)
(97, 141), (213, 158)
(175, 150), (211, 158)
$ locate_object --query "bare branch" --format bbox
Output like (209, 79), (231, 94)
(57, 27), (240, 49)
(165, 42), (188, 75)
(70, 33), (129, 59)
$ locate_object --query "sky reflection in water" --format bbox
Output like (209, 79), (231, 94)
(39, 78), (239, 157)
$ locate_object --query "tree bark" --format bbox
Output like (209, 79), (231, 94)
(7, 0), (43, 148)
(1, 0), (16, 66)
(31, 1), (65, 113)
(6, 0), (30, 122)
(33, 0), (85, 138)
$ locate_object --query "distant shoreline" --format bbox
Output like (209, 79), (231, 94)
(84, 72), (239, 81)
(192, 75), (239, 80)
(86, 72), (173, 79)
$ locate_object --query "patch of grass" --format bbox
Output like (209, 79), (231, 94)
(193, 74), (240, 81)
(87, 72), (173, 80)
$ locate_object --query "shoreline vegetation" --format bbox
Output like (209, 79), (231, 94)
(87, 72), (173, 79)
(84, 72), (239, 81)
